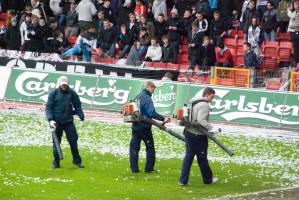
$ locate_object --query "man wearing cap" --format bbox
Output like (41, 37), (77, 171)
(46, 76), (85, 168)
(165, 7), (181, 54)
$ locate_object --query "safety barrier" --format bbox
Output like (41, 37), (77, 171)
(290, 72), (299, 92)
(212, 67), (250, 88)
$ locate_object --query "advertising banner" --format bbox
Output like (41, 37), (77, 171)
(4, 68), (299, 129)
(0, 66), (12, 100)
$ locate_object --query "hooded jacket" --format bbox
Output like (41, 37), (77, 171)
(185, 96), (212, 135)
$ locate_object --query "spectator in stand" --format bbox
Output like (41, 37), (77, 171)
(45, 19), (63, 52)
(138, 26), (151, 56)
(218, 0), (234, 27)
(27, 15), (44, 52)
(209, 0), (218, 11)
(145, 0), (155, 22)
(65, 1), (78, 37)
(96, 10), (105, 37)
(31, 0), (48, 21)
(199, 36), (216, 69)
(154, 13), (167, 45)
(62, 25), (97, 61)
(134, 0), (146, 22)
(247, 17), (263, 57)
(215, 42), (233, 67)
(116, 0), (135, 27)
(161, 35), (177, 63)
(97, 19), (116, 58)
(126, 13), (139, 41)
(152, 0), (167, 21)
(244, 42), (259, 68)
(256, 0), (269, 20)
(98, 0), (115, 24)
(20, 13), (31, 50)
(165, 8), (181, 54)
(241, 0), (258, 41)
(116, 24), (134, 58)
(5, 18), (21, 50)
(175, 0), (196, 16)
(188, 21), (203, 70)
(77, 0), (97, 32)
(126, 40), (142, 66)
(144, 37), (162, 62)
(288, 0), (299, 64)
(50, 0), (63, 26)
(209, 11), (226, 46)
(195, 0), (211, 18)
(181, 9), (194, 37)
(5, 10), (17, 28)
(39, 17), (48, 52)
(262, 1), (280, 41)
(240, 0), (250, 23)
(48, 31), (70, 53)
(278, 0), (290, 33)
(139, 14), (156, 38)
(195, 12), (208, 42)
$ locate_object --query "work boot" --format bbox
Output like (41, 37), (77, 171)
(74, 163), (85, 168)
(52, 161), (60, 169)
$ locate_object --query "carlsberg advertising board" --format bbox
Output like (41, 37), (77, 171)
(4, 68), (299, 129)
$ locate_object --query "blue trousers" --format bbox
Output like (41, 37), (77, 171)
(62, 44), (91, 62)
(180, 130), (213, 184)
(53, 122), (82, 164)
(264, 30), (276, 41)
(129, 129), (155, 172)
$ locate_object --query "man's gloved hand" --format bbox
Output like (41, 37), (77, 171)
(163, 118), (171, 124)
(80, 117), (85, 121)
(209, 127), (222, 134)
(49, 120), (57, 129)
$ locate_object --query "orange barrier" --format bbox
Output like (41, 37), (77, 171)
(213, 67), (250, 88)
(290, 72), (299, 92)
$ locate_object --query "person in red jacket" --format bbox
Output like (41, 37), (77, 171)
(134, 0), (146, 22)
(215, 42), (233, 67)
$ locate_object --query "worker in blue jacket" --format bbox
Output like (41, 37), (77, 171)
(46, 76), (85, 169)
(130, 81), (170, 173)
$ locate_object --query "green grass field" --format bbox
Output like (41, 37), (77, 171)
(0, 111), (298, 200)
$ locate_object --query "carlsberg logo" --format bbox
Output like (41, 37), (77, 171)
(152, 83), (176, 108)
(15, 72), (130, 106)
(196, 89), (299, 125)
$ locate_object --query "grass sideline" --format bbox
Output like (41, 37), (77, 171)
(0, 112), (298, 199)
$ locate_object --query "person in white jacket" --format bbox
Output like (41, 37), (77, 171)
(144, 37), (162, 62)
(77, 0), (97, 32)
(20, 13), (32, 49)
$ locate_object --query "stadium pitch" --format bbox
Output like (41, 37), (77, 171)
(0, 111), (298, 200)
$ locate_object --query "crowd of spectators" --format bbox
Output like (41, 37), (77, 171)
(0, 0), (298, 69)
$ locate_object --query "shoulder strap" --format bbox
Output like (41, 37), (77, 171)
(191, 99), (208, 107)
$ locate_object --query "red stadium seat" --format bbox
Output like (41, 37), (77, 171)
(277, 32), (291, 42)
(0, 13), (7, 21)
(278, 42), (293, 62)
(145, 62), (155, 69)
(224, 38), (237, 49)
(151, 62), (167, 68)
(261, 57), (278, 70)
(262, 41), (279, 57)
(167, 63), (180, 70)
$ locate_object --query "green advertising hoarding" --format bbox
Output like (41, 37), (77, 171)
(4, 68), (299, 129)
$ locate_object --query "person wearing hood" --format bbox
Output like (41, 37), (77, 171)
(152, 0), (167, 21)
(126, 40), (142, 66)
(215, 42), (233, 67)
(5, 18), (21, 50)
(97, 19), (116, 58)
(165, 8), (181, 54)
(62, 25), (97, 61)
(46, 75), (85, 169)
(179, 87), (218, 186)
(144, 37), (162, 62)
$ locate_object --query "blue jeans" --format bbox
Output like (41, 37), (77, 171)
(53, 122), (82, 164)
(180, 130), (213, 184)
(129, 129), (155, 172)
(264, 30), (276, 41)
(62, 44), (91, 62)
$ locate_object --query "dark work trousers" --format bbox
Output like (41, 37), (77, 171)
(53, 122), (82, 164)
(129, 129), (155, 172)
(180, 130), (213, 184)
(290, 31), (299, 63)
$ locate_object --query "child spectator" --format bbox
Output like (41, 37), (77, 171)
(244, 42), (259, 68)
(144, 37), (162, 62)
(215, 42), (233, 67)
(116, 24), (134, 58)
(199, 36), (216, 68)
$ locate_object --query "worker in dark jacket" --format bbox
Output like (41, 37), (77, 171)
(130, 81), (170, 173)
(46, 76), (85, 169)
